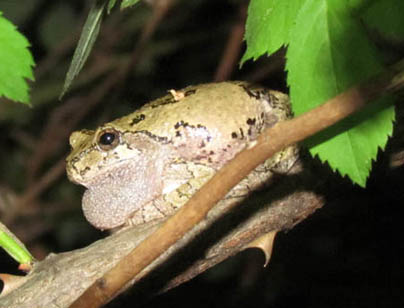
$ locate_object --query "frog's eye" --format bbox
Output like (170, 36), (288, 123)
(97, 128), (120, 151)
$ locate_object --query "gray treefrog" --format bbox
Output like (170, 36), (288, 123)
(66, 82), (297, 230)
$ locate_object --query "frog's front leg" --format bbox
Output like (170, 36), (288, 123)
(127, 161), (216, 226)
(264, 145), (299, 174)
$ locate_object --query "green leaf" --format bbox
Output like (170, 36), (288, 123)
(107, 0), (117, 14)
(241, 0), (305, 65)
(0, 230), (33, 265)
(0, 11), (34, 105)
(60, 0), (106, 99)
(121, 0), (141, 10)
(286, 0), (395, 187)
(361, 0), (404, 42)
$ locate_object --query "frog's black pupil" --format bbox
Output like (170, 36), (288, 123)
(100, 132), (115, 145)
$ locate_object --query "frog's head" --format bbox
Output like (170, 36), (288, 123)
(67, 125), (139, 186)
(66, 125), (168, 229)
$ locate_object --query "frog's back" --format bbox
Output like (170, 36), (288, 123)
(110, 82), (290, 168)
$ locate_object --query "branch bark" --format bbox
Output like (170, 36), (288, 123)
(0, 161), (323, 308)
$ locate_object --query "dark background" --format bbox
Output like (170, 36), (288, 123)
(0, 0), (403, 307)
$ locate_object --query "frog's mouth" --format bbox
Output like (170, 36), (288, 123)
(66, 153), (143, 187)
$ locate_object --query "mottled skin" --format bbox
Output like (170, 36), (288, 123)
(66, 82), (298, 230)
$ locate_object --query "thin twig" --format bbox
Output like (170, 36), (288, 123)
(214, 2), (247, 81)
(17, 158), (66, 208)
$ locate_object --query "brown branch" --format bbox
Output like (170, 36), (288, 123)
(0, 161), (323, 308)
(70, 60), (404, 307)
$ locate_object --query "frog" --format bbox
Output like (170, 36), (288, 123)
(66, 81), (298, 230)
